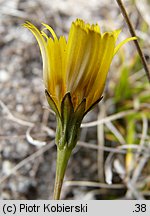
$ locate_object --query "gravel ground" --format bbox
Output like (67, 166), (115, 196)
(0, 0), (149, 200)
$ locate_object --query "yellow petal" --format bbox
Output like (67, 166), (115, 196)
(113, 29), (121, 41)
(66, 23), (88, 90)
(77, 32), (101, 98)
(46, 36), (67, 108)
(24, 19), (137, 114)
(41, 23), (58, 40)
(114, 36), (137, 55)
(41, 30), (49, 40)
(23, 22), (47, 61)
(23, 21), (49, 89)
(88, 33), (115, 106)
(66, 20), (102, 109)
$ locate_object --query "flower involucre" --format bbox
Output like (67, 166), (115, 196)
(23, 19), (136, 114)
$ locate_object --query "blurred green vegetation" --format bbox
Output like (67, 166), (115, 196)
(105, 28), (150, 183)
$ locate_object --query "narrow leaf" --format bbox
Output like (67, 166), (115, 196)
(45, 89), (60, 118)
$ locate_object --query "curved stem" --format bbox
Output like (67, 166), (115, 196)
(53, 147), (72, 200)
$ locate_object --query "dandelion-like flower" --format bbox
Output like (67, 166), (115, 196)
(23, 19), (136, 199)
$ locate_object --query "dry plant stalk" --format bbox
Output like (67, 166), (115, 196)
(116, 0), (150, 82)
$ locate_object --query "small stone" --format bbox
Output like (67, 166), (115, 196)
(16, 104), (24, 113)
(18, 177), (37, 194)
(2, 146), (12, 158)
(0, 70), (9, 82)
(2, 160), (14, 175)
(1, 191), (12, 200)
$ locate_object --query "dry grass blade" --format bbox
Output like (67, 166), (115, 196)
(0, 100), (33, 127)
(26, 126), (47, 147)
(64, 180), (125, 189)
(81, 109), (135, 128)
(0, 100), (55, 137)
(104, 152), (114, 184)
(105, 121), (126, 145)
(97, 103), (105, 182)
(0, 140), (55, 184)
(126, 152), (150, 199)
(78, 141), (126, 154)
(125, 181), (145, 200)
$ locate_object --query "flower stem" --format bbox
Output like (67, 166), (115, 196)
(53, 147), (72, 200)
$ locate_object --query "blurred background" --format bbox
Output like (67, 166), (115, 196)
(0, 0), (150, 200)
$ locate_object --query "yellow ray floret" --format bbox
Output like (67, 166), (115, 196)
(23, 19), (136, 113)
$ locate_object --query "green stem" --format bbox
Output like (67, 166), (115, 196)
(53, 147), (72, 200)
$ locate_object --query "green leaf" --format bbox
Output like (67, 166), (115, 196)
(115, 66), (130, 102)
(67, 98), (86, 149)
(56, 94), (86, 150)
(45, 89), (61, 118)
(61, 92), (74, 128)
(75, 98), (86, 123)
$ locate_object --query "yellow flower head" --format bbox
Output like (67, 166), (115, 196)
(23, 19), (137, 199)
(23, 19), (136, 115)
